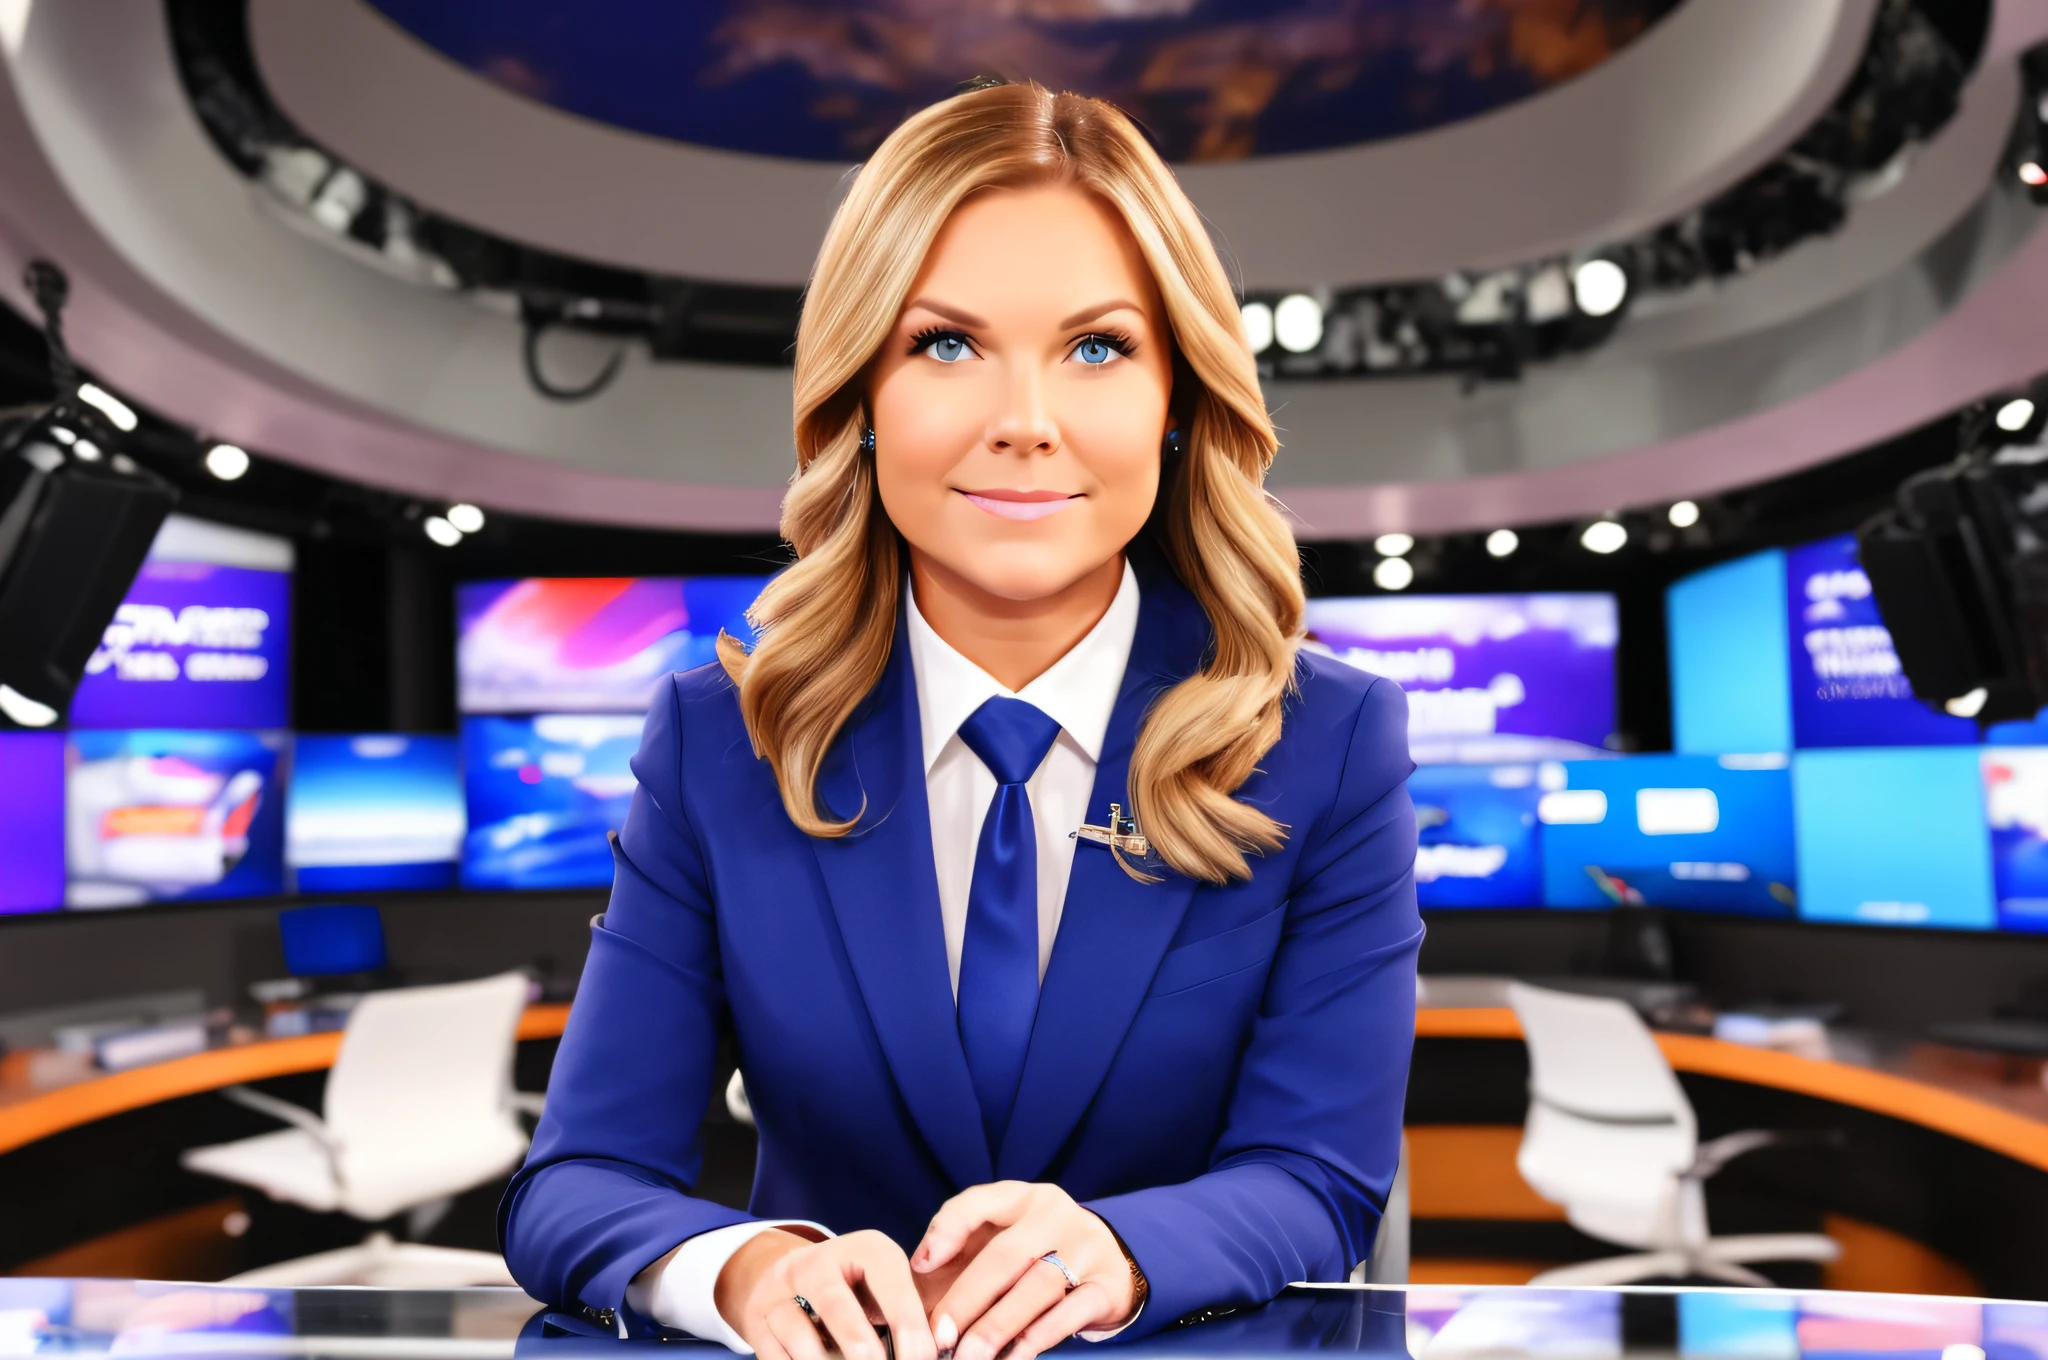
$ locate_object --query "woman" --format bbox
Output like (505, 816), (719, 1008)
(501, 81), (1420, 1360)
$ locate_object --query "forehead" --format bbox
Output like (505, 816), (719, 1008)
(907, 183), (1160, 319)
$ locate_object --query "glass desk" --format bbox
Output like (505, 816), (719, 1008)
(0, 1280), (2038, 1359)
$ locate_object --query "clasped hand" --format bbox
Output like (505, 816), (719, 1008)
(719, 1182), (1137, 1360)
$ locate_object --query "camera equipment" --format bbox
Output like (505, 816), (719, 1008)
(0, 261), (177, 728)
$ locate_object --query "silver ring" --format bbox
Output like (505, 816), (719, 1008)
(1039, 1252), (1079, 1291)
(793, 1295), (820, 1323)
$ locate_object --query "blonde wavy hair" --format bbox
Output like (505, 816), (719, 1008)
(716, 81), (1304, 885)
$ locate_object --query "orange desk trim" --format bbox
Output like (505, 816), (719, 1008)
(0, 1004), (570, 1158)
(1417, 1006), (2048, 1176)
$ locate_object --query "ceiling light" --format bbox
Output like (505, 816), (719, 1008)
(2022, 162), (2048, 187)
(77, 382), (138, 432)
(446, 503), (486, 534)
(71, 439), (101, 461)
(204, 443), (250, 481)
(1240, 301), (1274, 355)
(1373, 556), (1414, 591)
(1524, 265), (1573, 324)
(1273, 294), (1323, 353)
(1945, 687), (1988, 719)
(0, 683), (58, 728)
(423, 516), (462, 547)
(1572, 259), (1629, 318)
(1667, 500), (1700, 529)
(1997, 397), (2036, 432)
(1581, 519), (1628, 554)
(1374, 532), (1414, 557)
(1486, 528), (1519, 558)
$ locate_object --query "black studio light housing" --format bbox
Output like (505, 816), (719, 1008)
(0, 263), (177, 729)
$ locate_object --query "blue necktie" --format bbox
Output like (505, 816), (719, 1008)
(955, 695), (1063, 1154)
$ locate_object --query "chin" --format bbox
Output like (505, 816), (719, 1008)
(938, 539), (1113, 604)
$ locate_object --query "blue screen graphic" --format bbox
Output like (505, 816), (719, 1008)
(1793, 747), (1995, 929)
(1982, 748), (2048, 932)
(1666, 548), (1794, 757)
(1538, 755), (1797, 916)
(462, 714), (644, 890)
(1408, 764), (1543, 907)
(65, 730), (287, 906)
(0, 732), (66, 914)
(289, 735), (464, 892)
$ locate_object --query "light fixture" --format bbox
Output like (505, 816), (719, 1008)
(1372, 556), (1414, 591)
(446, 502), (486, 534)
(71, 439), (101, 462)
(204, 443), (250, 481)
(1374, 532), (1414, 558)
(1240, 301), (1274, 355)
(1667, 500), (1700, 529)
(1485, 528), (1519, 558)
(48, 426), (74, 445)
(0, 683), (58, 728)
(2022, 162), (2048, 187)
(423, 516), (462, 547)
(1581, 519), (1628, 554)
(1945, 687), (1989, 718)
(1997, 397), (2036, 432)
(1273, 294), (1323, 354)
(77, 382), (138, 432)
(1572, 258), (1629, 318)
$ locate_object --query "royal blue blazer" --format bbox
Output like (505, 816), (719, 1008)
(500, 553), (1422, 1339)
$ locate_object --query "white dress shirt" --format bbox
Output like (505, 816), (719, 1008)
(629, 563), (1142, 1350)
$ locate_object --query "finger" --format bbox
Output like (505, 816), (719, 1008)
(953, 1260), (1069, 1360)
(765, 1299), (828, 1360)
(915, 1182), (1035, 1272)
(752, 1323), (795, 1360)
(1011, 1281), (1117, 1360)
(858, 1239), (938, 1360)
(929, 1221), (1051, 1341)
(800, 1268), (886, 1360)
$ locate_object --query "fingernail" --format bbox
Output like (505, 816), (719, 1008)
(934, 1316), (958, 1353)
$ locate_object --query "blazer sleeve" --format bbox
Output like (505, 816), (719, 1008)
(1082, 675), (1422, 1338)
(498, 673), (758, 1324)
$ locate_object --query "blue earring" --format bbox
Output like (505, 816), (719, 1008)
(860, 425), (876, 454)
(1164, 427), (1183, 455)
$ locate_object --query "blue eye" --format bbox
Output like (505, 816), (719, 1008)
(911, 329), (976, 363)
(1071, 332), (1130, 366)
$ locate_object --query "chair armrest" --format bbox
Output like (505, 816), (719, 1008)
(1681, 1128), (1843, 1182)
(219, 1084), (343, 1157)
(508, 1091), (547, 1118)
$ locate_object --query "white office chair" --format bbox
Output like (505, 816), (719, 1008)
(183, 971), (537, 1287)
(1507, 981), (1839, 1287)
(1351, 1137), (1409, 1285)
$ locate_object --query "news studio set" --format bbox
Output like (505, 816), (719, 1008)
(15, 3), (2048, 1358)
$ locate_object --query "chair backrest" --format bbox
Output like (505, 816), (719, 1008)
(323, 972), (529, 1149)
(1507, 982), (1695, 1132)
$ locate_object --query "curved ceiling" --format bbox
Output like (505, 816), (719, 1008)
(362, 0), (1682, 164)
(0, 0), (2036, 543)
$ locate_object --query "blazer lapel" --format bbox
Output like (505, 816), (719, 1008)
(810, 615), (993, 1191)
(995, 563), (1211, 1182)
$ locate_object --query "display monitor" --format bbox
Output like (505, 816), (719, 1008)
(1982, 747), (2048, 933)
(456, 576), (769, 715)
(288, 734), (464, 892)
(67, 515), (293, 731)
(1792, 746), (1994, 929)
(461, 714), (644, 890)
(1304, 593), (1618, 764)
(1537, 754), (1797, 916)
(0, 732), (66, 914)
(1408, 763), (1543, 908)
(65, 730), (288, 907)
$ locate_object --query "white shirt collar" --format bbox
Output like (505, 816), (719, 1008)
(906, 560), (1140, 774)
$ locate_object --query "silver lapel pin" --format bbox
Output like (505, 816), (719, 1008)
(1074, 802), (1150, 857)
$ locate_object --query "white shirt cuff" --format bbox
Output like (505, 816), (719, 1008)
(1077, 1298), (1143, 1343)
(626, 1220), (833, 1352)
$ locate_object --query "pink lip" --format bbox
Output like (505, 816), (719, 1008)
(960, 489), (1078, 521)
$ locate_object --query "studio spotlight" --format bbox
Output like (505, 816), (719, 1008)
(1997, 398), (2037, 433)
(1581, 519), (1628, 554)
(1572, 258), (1629, 318)
(204, 443), (250, 481)
(423, 515), (462, 547)
(71, 439), (102, 462)
(1373, 556), (1414, 591)
(77, 382), (138, 432)
(1945, 687), (1989, 719)
(1373, 532), (1414, 558)
(1485, 528), (1519, 558)
(446, 502), (486, 534)
(1273, 294), (1323, 354)
(1667, 500), (1701, 529)
(1240, 301), (1274, 355)
(2023, 162), (2048, 187)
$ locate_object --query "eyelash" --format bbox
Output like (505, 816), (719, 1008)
(1073, 329), (1136, 361)
(904, 327), (1138, 360)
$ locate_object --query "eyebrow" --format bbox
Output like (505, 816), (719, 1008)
(1058, 299), (1145, 329)
(901, 298), (989, 329)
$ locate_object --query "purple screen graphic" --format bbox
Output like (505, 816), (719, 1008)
(67, 561), (292, 730)
(1785, 533), (1975, 748)
(0, 732), (66, 914)
(1304, 594), (1618, 764)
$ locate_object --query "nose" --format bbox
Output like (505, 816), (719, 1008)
(985, 364), (1060, 457)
